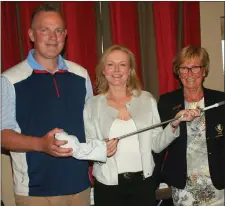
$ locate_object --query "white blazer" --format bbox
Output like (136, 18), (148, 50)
(84, 90), (179, 185)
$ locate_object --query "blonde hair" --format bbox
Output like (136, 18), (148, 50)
(95, 45), (141, 96)
(173, 45), (210, 79)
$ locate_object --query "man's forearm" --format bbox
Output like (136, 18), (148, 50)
(1, 129), (43, 152)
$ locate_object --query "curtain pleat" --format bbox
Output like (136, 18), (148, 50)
(95, 2), (112, 59)
(18, 2), (42, 58)
(109, 2), (143, 84)
(152, 2), (179, 95)
(61, 2), (98, 84)
(1, 2), (21, 72)
(138, 2), (159, 100)
(177, 2), (183, 52)
(183, 2), (201, 46)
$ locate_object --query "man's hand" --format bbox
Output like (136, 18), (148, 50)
(105, 138), (118, 157)
(40, 128), (73, 157)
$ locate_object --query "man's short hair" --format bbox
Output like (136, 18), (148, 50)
(31, 4), (61, 28)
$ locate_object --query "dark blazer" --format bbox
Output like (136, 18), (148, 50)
(157, 87), (225, 190)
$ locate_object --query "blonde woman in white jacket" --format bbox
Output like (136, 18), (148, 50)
(84, 45), (200, 206)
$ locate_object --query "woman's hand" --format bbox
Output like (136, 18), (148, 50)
(105, 138), (119, 157)
(171, 108), (201, 129)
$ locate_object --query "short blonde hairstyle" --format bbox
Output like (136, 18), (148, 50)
(173, 45), (210, 79)
(95, 45), (141, 96)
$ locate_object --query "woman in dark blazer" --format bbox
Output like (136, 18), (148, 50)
(157, 45), (224, 206)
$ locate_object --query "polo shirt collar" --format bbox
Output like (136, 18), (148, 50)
(27, 49), (69, 71)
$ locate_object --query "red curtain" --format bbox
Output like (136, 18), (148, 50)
(183, 2), (201, 47)
(1, 2), (21, 72)
(109, 2), (143, 84)
(61, 2), (98, 84)
(18, 2), (42, 58)
(152, 2), (179, 95)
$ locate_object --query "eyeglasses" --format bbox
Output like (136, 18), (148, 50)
(178, 66), (204, 74)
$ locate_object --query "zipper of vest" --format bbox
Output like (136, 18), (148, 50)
(52, 76), (60, 98)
